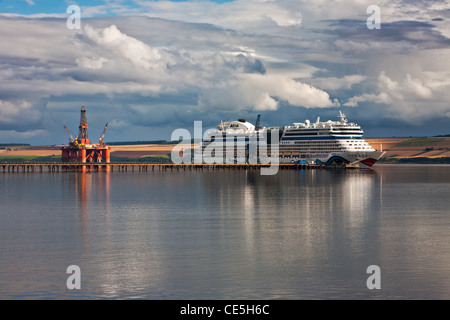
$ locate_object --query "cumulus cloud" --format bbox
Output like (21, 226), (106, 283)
(76, 56), (108, 70)
(0, 99), (32, 121)
(343, 71), (442, 120)
(254, 93), (278, 111)
(402, 74), (433, 99)
(343, 93), (392, 107)
(377, 71), (433, 100)
(0, 99), (45, 133)
(311, 75), (367, 91)
(83, 24), (167, 71)
(246, 74), (336, 108)
(197, 73), (336, 112)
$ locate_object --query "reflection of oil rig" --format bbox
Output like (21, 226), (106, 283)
(61, 106), (111, 164)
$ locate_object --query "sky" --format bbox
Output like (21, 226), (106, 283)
(1, 0), (450, 144)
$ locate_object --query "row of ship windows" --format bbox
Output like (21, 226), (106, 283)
(292, 142), (339, 146)
(341, 144), (371, 147)
(284, 132), (363, 135)
(287, 146), (372, 150)
(281, 146), (372, 150)
(287, 144), (371, 148)
(205, 141), (372, 147)
(285, 141), (371, 146)
(287, 128), (362, 132)
(281, 148), (343, 151)
(283, 140), (363, 144)
(208, 145), (371, 149)
(208, 147), (372, 152)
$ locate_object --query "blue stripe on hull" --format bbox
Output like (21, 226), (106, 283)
(315, 156), (350, 165)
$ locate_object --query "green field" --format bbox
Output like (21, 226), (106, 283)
(0, 155), (61, 163)
(110, 155), (172, 163)
(395, 138), (443, 147)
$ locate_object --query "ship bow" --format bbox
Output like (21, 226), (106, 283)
(359, 151), (386, 167)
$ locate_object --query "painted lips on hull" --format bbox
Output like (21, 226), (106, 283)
(359, 158), (377, 167)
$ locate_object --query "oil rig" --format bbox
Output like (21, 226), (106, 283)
(61, 106), (111, 164)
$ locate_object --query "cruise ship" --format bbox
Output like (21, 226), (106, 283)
(202, 111), (385, 167)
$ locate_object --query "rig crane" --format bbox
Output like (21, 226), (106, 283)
(99, 123), (108, 145)
(64, 125), (76, 144)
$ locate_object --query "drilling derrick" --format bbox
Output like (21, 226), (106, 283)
(61, 106), (111, 168)
(78, 106), (90, 145)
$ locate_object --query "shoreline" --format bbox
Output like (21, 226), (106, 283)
(1, 136), (450, 164)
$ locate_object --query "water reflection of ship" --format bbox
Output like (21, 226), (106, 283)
(236, 170), (381, 268)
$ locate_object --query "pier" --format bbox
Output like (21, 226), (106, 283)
(0, 162), (360, 173)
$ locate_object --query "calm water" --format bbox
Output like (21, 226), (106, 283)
(1, 165), (450, 300)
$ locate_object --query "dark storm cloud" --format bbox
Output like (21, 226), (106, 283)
(226, 54), (266, 75)
(320, 19), (450, 49)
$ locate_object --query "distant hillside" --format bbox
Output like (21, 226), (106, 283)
(0, 143), (31, 148)
(2, 138), (450, 164)
(366, 137), (450, 163)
